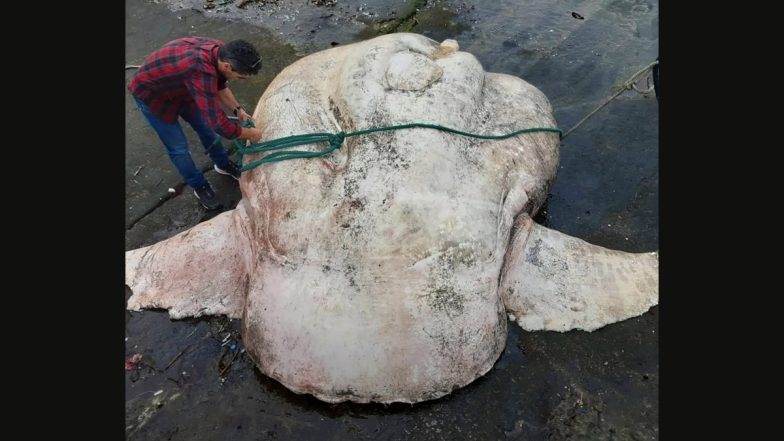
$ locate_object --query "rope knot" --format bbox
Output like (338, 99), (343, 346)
(329, 131), (346, 149)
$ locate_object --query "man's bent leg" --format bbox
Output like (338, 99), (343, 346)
(133, 98), (209, 189)
(182, 109), (232, 169)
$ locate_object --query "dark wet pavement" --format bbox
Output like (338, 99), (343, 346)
(126, 0), (658, 439)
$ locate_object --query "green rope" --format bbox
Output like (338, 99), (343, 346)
(232, 120), (562, 172)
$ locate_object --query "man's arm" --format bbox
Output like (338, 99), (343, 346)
(186, 73), (262, 141)
(239, 126), (263, 142)
(218, 88), (252, 123)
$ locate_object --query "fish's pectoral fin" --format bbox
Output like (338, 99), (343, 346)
(125, 204), (255, 319)
(500, 214), (658, 332)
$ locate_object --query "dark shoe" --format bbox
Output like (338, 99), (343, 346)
(214, 160), (241, 181)
(193, 183), (222, 210)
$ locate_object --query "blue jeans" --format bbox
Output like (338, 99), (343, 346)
(133, 97), (231, 189)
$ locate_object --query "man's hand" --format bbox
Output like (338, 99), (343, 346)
(240, 127), (264, 144)
(237, 108), (252, 123)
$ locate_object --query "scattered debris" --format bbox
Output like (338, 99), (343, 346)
(126, 389), (182, 436)
(125, 353), (144, 370)
(164, 346), (191, 371)
(218, 345), (241, 378)
(203, 0), (231, 9)
(238, 0), (277, 9)
(214, 323), (243, 378)
(133, 165), (144, 176)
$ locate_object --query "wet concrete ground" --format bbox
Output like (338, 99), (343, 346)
(125, 0), (658, 439)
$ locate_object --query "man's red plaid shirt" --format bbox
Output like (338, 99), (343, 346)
(129, 37), (241, 139)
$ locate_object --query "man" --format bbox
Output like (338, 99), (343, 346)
(129, 37), (265, 209)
